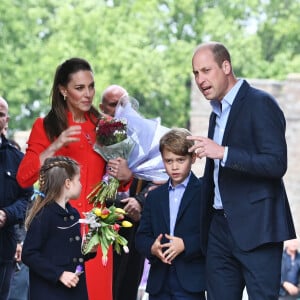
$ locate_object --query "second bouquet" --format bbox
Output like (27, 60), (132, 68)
(81, 206), (132, 266)
(87, 117), (135, 206)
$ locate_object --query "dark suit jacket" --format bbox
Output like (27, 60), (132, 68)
(204, 80), (296, 251)
(135, 173), (207, 295)
(0, 134), (33, 263)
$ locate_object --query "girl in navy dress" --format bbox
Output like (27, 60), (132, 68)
(22, 156), (96, 300)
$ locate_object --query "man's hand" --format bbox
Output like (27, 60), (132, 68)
(282, 281), (299, 296)
(120, 197), (142, 222)
(0, 210), (7, 228)
(15, 243), (23, 262)
(187, 135), (225, 160)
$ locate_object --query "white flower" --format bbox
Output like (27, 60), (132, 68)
(79, 212), (101, 228)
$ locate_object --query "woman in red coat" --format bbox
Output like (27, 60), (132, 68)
(17, 58), (131, 300)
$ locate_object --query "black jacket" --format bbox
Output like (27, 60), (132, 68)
(22, 202), (95, 300)
(0, 134), (33, 263)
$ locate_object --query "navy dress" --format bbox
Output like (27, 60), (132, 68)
(22, 202), (95, 300)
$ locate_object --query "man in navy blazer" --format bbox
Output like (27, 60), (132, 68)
(136, 128), (208, 300)
(0, 97), (33, 299)
(188, 42), (296, 300)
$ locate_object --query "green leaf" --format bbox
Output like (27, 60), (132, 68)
(82, 234), (100, 254)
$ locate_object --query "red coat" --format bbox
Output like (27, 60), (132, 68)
(17, 112), (112, 300)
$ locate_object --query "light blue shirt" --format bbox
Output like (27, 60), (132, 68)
(211, 79), (244, 209)
(168, 172), (191, 235)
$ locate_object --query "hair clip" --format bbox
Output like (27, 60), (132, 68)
(31, 189), (46, 201)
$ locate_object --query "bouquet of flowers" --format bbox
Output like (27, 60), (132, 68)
(87, 117), (135, 206)
(115, 95), (170, 182)
(81, 206), (132, 266)
(89, 96), (169, 205)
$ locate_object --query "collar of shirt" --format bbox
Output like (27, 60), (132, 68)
(210, 79), (244, 116)
(168, 171), (191, 190)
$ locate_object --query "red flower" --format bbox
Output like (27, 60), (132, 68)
(96, 118), (127, 146)
(112, 224), (120, 231)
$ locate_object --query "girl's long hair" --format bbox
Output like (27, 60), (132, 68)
(25, 156), (79, 229)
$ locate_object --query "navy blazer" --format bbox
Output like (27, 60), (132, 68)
(204, 80), (296, 251)
(135, 173), (207, 295)
(0, 134), (33, 263)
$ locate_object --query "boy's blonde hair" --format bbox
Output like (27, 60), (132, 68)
(159, 128), (194, 156)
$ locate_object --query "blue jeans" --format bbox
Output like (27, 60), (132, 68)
(0, 261), (14, 300)
(8, 262), (29, 300)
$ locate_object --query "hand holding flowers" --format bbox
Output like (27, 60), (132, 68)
(81, 206), (132, 266)
(87, 117), (135, 206)
(106, 157), (133, 182)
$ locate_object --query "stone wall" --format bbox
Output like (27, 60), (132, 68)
(190, 74), (300, 236)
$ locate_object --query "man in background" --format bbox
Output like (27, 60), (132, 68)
(279, 239), (300, 300)
(0, 96), (33, 300)
(100, 85), (150, 300)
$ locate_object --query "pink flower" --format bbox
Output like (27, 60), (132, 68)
(113, 223), (120, 231)
(102, 255), (108, 266)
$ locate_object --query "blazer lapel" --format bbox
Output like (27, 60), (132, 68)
(175, 174), (198, 224)
(222, 81), (249, 145)
(159, 183), (171, 230)
(208, 112), (216, 139)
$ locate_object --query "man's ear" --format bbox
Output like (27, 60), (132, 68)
(222, 60), (231, 75)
